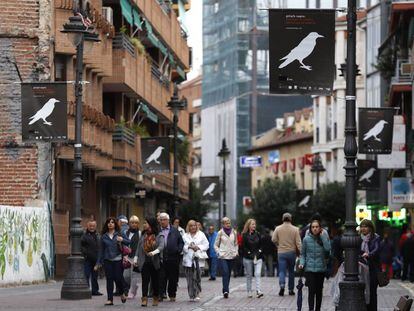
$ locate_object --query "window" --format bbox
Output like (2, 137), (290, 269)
(189, 113), (194, 134)
(316, 127), (320, 143)
(54, 54), (67, 81)
(213, 2), (219, 13)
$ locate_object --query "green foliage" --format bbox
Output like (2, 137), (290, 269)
(178, 180), (216, 228)
(130, 37), (146, 55)
(132, 123), (150, 138)
(312, 182), (346, 227)
(177, 137), (190, 166)
(375, 47), (394, 82)
(119, 25), (127, 34)
(252, 177), (297, 230)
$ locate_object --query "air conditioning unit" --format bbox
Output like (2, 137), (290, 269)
(400, 61), (412, 76)
(102, 7), (113, 25)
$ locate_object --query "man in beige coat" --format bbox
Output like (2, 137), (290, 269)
(272, 213), (301, 296)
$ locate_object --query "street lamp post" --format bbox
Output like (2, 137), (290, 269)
(167, 85), (186, 218)
(60, 11), (99, 300)
(218, 139), (230, 218)
(338, 0), (366, 309)
(310, 154), (325, 191)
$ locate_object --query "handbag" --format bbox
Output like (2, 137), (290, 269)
(377, 270), (390, 287)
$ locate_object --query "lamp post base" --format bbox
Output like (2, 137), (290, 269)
(337, 281), (366, 311)
(61, 255), (91, 300)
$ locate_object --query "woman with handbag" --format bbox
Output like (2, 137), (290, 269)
(241, 218), (264, 298)
(214, 217), (239, 299)
(133, 217), (165, 307)
(298, 219), (331, 311)
(360, 219), (381, 311)
(95, 217), (131, 306)
(182, 219), (209, 301)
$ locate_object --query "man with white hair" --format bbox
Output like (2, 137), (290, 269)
(159, 212), (184, 301)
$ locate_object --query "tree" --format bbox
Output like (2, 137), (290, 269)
(178, 179), (216, 228)
(312, 181), (346, 228)
(252, 177), (297, 230)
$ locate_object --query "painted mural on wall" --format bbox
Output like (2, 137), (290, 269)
(0, 204), (52, 285)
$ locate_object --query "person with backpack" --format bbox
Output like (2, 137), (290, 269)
(298, 219), (331, 311)
(214, 217), (239, 298)
(241, 218), (264, 298)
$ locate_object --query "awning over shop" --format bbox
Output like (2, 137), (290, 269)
(140, 103), (158, 123)
(120, 0), (133, 25)
(132, 9), (142, 30)
(145, 20), (168, 56)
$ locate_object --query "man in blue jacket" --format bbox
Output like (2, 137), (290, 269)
(159, 212), (184, 301)
(207, 225), (218, 280)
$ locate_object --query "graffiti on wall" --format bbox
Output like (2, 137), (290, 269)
(0, 204), (52, 284)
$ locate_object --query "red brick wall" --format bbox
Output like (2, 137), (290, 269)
(0, 0), (39, 37)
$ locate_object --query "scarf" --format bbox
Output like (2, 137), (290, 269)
(223, 227), (232, 236)
(129, 228), (138, 234)
(143, 232), (156, 254)
(361, 233), (371, 254)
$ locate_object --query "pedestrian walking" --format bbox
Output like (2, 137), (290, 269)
(261, 228), (276, 277)
(96, 217), (130, 306)
(401, 232), (414, 282)
(298, 219), (331, 311)
(183, 220), (209, 301)
(81, 219), (102, 296)
(399, 224), (412, 281)
(173, 217), (185, 238)
(241, 218), (264, 298)
(125, 215), (141, 299)
(379, 230), (395, 280)
(214, 217), (239, 298)
(133, 217), (165, 307)
(272, 212), (301, 296)
(207, 225), (218, 281)
(360, 219), (381, 311)
(159, 212), (184, 302)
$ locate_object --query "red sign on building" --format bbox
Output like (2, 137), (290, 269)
(289, 159), (296, 171)
(271, 162), (279, 175)
(298, 156), (305, 169)
(281, 160), (287, 173)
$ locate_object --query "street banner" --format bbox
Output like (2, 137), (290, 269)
(200, 176), (220, 202)
(21, 82), (67, 141)
(269, 9), (335, 95)
(359, 108), (394, 154)
(240, 156), (262, 168)
(357, 160), (379, 190)
(141, 137), (170, 173)
(296, 190), (313, 209)
(391, 178), (414, 204)
(377, 115), (406, 169)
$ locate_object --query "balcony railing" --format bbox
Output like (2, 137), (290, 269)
(392, 58), (412, 83)
(113, 125), (136, 146)
(113, 33), (136, 57)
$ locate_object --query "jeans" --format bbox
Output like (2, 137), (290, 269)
(103, 260), (124, 302)
(84, 259), (99, 294)
(305, 272), (325, 311)
(160, 258), (180, 298)
(142, 262), (159, 298)
(243, 258), (262, 293)
(278, 251), (296, 291)
(208, 257), (218, 278)
(123, 266), (140, 297)
(220, 259), (234, 293)
(262, 254), (274, 277)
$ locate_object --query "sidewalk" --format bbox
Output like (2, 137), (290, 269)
(0, 276), (411, 310)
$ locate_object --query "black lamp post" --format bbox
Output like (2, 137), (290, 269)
(60, 10), (99, 300)
(310, 153), (325, 191)
(218, 139), (230, 217)
(167, 84), (186, 217)
(338, 0), (366, 309)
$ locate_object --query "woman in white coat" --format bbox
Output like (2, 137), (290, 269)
(183, 219), (209, 301)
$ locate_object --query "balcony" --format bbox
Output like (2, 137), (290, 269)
(103, 33), (176, 125)
(112, 126), (140, 179)
(58, 103), (114, 171)
(135, 0), (189, 68)
(389, 58), (412, 106)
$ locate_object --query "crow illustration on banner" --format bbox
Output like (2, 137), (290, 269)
(279, 32), (324, 71)
(298, 195), (311, 208)
(203, 183), (216, 197)
(363, 120), (388, 142)
(358, 168), (376, 183)
(28, 98), (60, 126)
(145, 146), (165, 164)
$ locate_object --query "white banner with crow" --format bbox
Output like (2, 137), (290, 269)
(357, 160), (379, 190)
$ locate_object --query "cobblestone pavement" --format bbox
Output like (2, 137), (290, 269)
(0, 276), (412, 311)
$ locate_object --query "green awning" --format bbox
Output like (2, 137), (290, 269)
(168, 53), (176, 67)
(120, 0), (133, 25)
(140, 103), (158, 123)
(132, 9), (142, 30)
(145, 20), (168, 55)
(176, 66), (186, 80)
